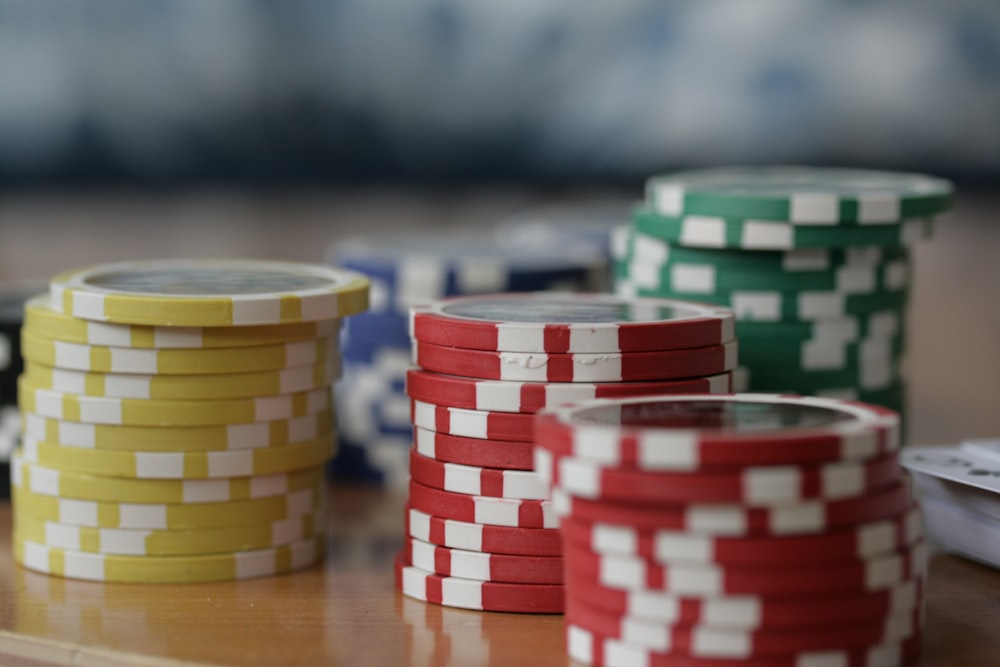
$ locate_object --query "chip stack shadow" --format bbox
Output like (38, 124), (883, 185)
(396, 292), (738, 613)
(11, 259), (368, 583)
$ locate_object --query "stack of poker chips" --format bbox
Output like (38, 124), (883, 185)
(535, 394), (926, 667)
(0, 283), (42, 499)
(613, 166), (955, 415)
(395, 292), (738, 613)
(326, 230), (607, 489)
(11, 258), (369, 583)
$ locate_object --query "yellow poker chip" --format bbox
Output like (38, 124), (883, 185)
(11, 453), (326, 504)
(18, 376), (333, 426)
(13, 511), (324, 557)
(21, 410), (335, 452)
(22, 358), (341, 401)
(14, 534), (324, 583)
(48, 258), (370, 327)
(19, 433), (336, 479)
(12, 483), (325, 530)
(23, 293), (341, 348)
(21, 329), (339, 375)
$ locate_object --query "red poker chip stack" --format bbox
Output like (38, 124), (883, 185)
(394, 292), (739, 613)
(534, 393), (926, 666)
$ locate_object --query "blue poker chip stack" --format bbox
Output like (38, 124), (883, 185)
(326, 228), (608, 489)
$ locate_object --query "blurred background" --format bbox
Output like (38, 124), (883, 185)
(0, 0), (997, 446)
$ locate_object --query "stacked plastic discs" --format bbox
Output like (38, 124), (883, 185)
(535, 394), (926, 667)
(11, 258), (369, 583)
(326, 230), (608, 488)
(613, 167), (955, 412)
(395, 292), (739, 613)
(0, 283), (40, 499)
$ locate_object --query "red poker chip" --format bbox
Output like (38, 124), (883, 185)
(408, 448), (549, 500)
(565, 593), (917, 658)
(412, 340), (738, 383)
(565, 622), (923, 667)
(536, 447), (902, 506)
(408, 293), (735, 353)
(402, 535), (564, 585)
(551, 480), (914, 536)
(394, 552), (564, 614)
(561, 539), (927, 597)
(412, 426), (535, 470)
(408, 480), (558, 529)
(557, 504), (923, 567)
(410, 399), (535, 442)
(405, 505), (562, 557)
(405, 369), (734, 415)
(534, 394), (899, 469)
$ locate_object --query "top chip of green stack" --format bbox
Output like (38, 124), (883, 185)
(646, 166), (953, 225)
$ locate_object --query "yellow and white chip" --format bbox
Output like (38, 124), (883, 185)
(49, 258), (370, 327)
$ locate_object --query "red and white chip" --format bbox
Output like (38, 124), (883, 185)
(395, 553), (564, 613)
(409, 449), (548, 500)
(557, 505), (923, 567)
(562, 540), (927, 597)
(551, 481), (914, 536)
(563, 568), (922, 631)
(402, 535), (563, 584)
(534, 394), (900, 469)
(408, 480), (558, 529)
(536, 447), (902, 506)
(405, 505), (561, 557)
(406, 369), (733, 415)
(412, 426), (535, 470)
(409, 293), (735, 353)
(410, 399), (535, 442)
(412, 340), (739, 383)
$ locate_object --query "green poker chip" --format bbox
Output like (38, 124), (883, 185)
(645, 166), (954, 224)
(735, 311), (905, 341)
(739, 357), (905, 394)
(633, 208), (936, 250)
(736, 334), (906, 370)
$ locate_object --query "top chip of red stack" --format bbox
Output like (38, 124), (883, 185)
(535, 394), (900, 469)
(409, 292), (736, 353)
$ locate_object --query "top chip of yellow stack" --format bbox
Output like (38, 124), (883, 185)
(49, 259), (370, 327)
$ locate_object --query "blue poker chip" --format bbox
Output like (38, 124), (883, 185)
(341, 311), (411, 350)
(326, 229), (607, 315)
(495, 199), (632, 257)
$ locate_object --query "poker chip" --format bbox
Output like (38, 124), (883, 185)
(13, 483), (324, 530)
(412, 339), (738, 383)
(15, 534), (324, 583)
(0, 283), (41, 499)
(405, 369), (733, 415)
(49, 259), (370, 326)
(533, 394), (900, 469)
(21, 410), (335, 451)
(402, 535), (563, 585)
(19, 378), (332, 427)
(565, 594), (918, 658)
(410, 399), (535, 442)
(565, 623), (923, 667)
(23, 358), (341, 400)
(558, 504), (923, 567)
(563, 569), (923, 631)
(408, 293), (735, 353)
(24, 294), (340, 348)
(408, 480), (558, 529)
(408, 448), (547, 500)
(644, 167), (953, 224)
(12, 260), (367, 583)
(405, 505), (561, 557)
(21, 329), (339, 375)
(536, 447), (902, 506)
(14, 510), (322, 557)
(412, 426), (535, 470)
(394, 552), (564, 614)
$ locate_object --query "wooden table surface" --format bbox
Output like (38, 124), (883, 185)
(0, 484), (996, 667)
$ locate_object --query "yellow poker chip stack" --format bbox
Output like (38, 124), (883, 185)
(11, 258), (370, 583)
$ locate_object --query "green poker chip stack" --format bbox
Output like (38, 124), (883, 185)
(612, 166), (955, 416)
